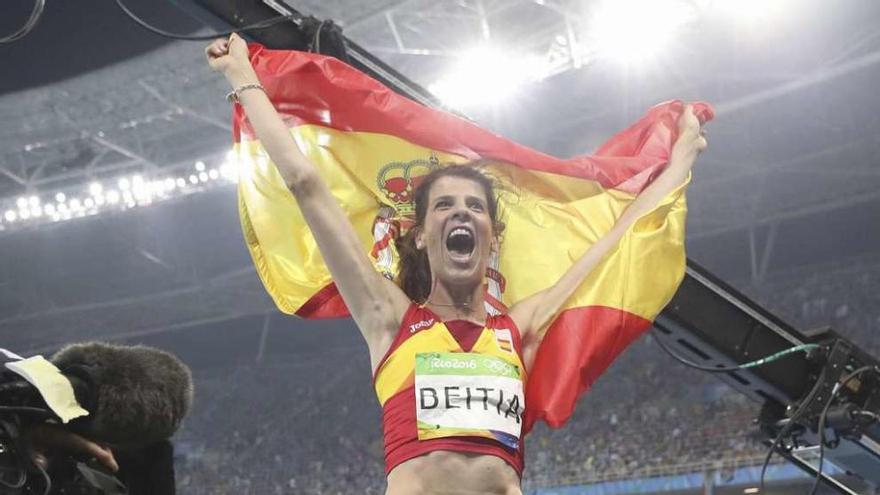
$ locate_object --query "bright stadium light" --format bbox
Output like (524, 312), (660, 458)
(220, 150), (240, 182)
(710, 0), (788, 25)
(131, 175), (145, 192)
(589, 0), (697, 64)
(429, 45), (549, 108)
(0, 152), (239, 231)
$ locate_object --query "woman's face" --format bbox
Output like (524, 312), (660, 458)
(417, 175), (497, 288)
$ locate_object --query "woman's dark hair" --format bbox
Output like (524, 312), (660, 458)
(395, 162), (504, 303)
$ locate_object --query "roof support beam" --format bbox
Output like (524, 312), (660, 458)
(91, 135), (160, 172)
(0, 162), (27, 186)
(692, 189), (880, 240)
(138, 80), (231, 132)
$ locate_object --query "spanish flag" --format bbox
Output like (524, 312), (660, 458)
(234, 45), (712, 433)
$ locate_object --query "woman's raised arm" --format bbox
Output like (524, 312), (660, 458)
(510, 105), (707, 367)
(207, 34), (410, 363)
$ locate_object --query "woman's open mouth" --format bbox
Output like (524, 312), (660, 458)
(445, 226), (476, 263)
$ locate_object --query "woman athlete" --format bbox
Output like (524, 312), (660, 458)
(207, 33), (706, 495)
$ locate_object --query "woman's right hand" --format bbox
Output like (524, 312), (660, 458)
(205, 33), (251, 76)
(25, 423), (118, 473)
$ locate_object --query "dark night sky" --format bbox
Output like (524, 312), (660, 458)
(0, 0), (204, 94)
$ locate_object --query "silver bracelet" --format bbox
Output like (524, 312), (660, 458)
(226, 83), (265, 103)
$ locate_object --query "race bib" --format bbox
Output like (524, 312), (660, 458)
(414, 352), (524, 449)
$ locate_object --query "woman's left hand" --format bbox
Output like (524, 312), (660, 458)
(670, 104), (708, 164)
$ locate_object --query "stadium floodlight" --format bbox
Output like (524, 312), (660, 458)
(148, 181), (161, 195)
(132, 180), (148, 201)
(219, 164), (234, 180)
(1, 150), (242, 232)
(428, 45), (548, 108)
(711, 0), (787, 25)
(589, 0), (697, 65)
(220, 150), (240, 182)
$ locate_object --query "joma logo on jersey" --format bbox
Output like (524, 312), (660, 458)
(410, 318), (435, 333)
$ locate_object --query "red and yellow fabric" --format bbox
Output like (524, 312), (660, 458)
(233, 45), (714, 434)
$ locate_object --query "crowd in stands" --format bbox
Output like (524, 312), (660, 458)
(173, 255), (880, 493)
(175, 350), (387, 494)
(741, 254), (880, 356)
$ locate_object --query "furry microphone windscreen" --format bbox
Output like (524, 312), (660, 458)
(51, 342), (194, 450)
